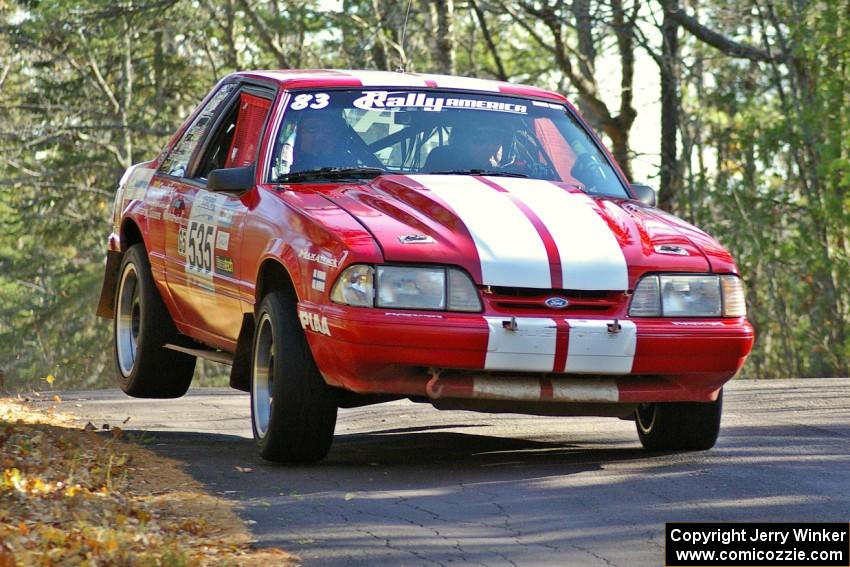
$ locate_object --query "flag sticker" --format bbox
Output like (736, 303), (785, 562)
(312, 269), (327, 292)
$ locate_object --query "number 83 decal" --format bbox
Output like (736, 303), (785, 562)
(289, 93), (330, 110)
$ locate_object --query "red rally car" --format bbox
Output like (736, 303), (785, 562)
(96, 70), (754, 463)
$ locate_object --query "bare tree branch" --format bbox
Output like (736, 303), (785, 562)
(235, 0), (292, 68)
(0, 59), (10, 91)
(497, 2), (556, 56)
(469, 0), (507, 80)
(667, 6), (774, 62)
(76, 131), (127, 169)
(76, 29), (122, 115)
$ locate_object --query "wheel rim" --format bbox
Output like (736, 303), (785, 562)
(116, 262), (141, 377)
(252, 313), (275, 438)
(636, 403), (657, 434)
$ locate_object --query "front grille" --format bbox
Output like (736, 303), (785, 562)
(483, 286), (626, 313)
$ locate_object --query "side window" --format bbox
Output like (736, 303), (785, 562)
(159, 83), (237, 178)
(196, 91), (273, 179)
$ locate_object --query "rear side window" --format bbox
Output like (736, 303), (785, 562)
(160, 83), (237, 178)
(195, 91), (273, 179)
(225, 93), (272, 168)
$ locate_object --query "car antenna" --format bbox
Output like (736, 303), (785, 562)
(397, 0), (414, 73)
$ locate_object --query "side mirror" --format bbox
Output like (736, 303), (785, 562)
(208, 165), (255, 193)
(631, 183), (656, 206)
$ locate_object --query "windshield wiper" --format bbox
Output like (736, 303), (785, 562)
(277, 167), (387, 183)
(428, 169), (528, 178)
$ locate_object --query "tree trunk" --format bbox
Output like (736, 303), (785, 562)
(605, 123), (632, 181)
(430, 0), (454, 74)
(370, 0), (391, 70)
(153, 28), (164, 122)
(658, 0), (681, 210)
(121, 14), (133, 168)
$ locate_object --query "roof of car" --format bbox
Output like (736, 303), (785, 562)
(233, 69), (569, 103)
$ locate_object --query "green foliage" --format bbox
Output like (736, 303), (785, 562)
(0, 0), (480, 390)
(0, 0), (210, 389)
(1, 0), (848, 388)
(678, 0), (850, 377)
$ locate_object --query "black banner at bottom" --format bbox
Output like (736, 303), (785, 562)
(666, 522), (849, 566)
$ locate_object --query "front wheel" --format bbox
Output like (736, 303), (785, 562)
(251, 292), (337, 463)
(635, 390), (723, 451)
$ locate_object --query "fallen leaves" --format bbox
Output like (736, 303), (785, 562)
(0, 399), (298, 566)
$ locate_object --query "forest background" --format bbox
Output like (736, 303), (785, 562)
(0, 0), (848, 390)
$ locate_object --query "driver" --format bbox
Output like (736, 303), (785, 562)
(424, 121), (509, 172)
(290, 111), (353, 172)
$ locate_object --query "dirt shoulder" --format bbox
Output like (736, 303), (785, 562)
(0, 397), (297, 566)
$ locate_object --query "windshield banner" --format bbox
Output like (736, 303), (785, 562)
(353, 91), (528, 114)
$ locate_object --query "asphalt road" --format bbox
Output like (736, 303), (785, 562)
(37, 378), (850, 566)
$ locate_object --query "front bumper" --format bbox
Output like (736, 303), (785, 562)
(304, 304), (754, 408)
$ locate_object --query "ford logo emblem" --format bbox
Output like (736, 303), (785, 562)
(544, 297), (569, 309)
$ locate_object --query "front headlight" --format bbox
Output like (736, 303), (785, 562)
(331, 265), (481, 312)
(377, 266), (446, 309)
(660, 275), (722, 317)
(629, 274), (746, 317)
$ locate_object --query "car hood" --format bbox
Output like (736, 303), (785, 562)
(319, 174), (733, 289)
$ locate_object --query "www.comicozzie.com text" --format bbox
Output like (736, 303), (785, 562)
(670, 527), (847, 546)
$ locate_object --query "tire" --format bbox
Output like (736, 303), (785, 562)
(635, 390), (723, 451)
(113, 244), (196, 398)
(250, 291), (337, 463)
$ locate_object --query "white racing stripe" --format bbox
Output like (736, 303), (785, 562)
(423, 75), (501, 92)
(410, 175), (551, 287)
(488, 177), (629, 290)
(564, 319), (636, 374)
(480, 317), (636, 375)
(352, 71), (428, 87)
(484, 317), (556, 372)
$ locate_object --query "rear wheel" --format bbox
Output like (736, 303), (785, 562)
(251, 291), (337, 463)
(114, 244), (195, 398)
(635, 390), (723, 451)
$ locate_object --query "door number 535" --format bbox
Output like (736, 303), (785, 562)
(187, 221), (215, 272)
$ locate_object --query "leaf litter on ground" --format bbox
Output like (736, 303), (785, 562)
(0, 399), (298, 566)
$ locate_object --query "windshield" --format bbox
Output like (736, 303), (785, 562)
(269, 89), (628, 196)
